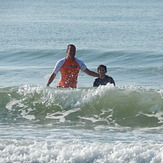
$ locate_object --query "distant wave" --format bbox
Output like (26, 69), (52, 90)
(0, 49), (163, 67)
(1, 85), (162, 128)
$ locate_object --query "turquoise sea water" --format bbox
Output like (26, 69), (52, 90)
(0, 0), (163, 162)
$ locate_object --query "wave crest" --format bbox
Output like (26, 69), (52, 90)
(0, 85), (163, 128)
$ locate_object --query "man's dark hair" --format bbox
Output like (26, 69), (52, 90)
(67, 44), (76, 50)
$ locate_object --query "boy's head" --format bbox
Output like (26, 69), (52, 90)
(97, 65), (107, 73)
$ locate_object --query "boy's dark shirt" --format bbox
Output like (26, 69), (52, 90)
(93, 75), (115, 87)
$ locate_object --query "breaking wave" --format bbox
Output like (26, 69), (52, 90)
(0, 85), (163, 128)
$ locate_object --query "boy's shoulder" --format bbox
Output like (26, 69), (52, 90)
(105, 75), (112, 79)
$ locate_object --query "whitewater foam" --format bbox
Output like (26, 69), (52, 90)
(1, 85), (163, 128)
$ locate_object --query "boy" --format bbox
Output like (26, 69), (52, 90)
(93, 65), (115, 87)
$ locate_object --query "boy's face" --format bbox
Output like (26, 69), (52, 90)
(98, 67), (106, 76)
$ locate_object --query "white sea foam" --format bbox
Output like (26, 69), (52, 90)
(0, 140), (162, 163)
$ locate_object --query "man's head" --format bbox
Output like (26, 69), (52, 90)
(66, 44), (76, 59)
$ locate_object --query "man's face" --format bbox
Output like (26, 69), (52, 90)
(67, 46), (76, 59)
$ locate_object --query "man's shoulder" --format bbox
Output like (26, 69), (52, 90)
(56, 58), (66, 64)
(57, 57), (66, 62)
(75, 58), (87, 70)
(75, 58), (84, 63)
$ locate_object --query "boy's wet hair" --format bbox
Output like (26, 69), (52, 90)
(97, 65), (107, 73)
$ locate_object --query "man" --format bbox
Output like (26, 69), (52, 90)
(93, 64), (115, 87)
(47, 44), (99, 88)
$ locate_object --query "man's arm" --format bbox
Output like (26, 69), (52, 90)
(83, 68), (99, 77)
(47, 73), (56, 86)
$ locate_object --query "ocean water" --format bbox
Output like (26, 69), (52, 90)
(0, 0), (163, 162)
